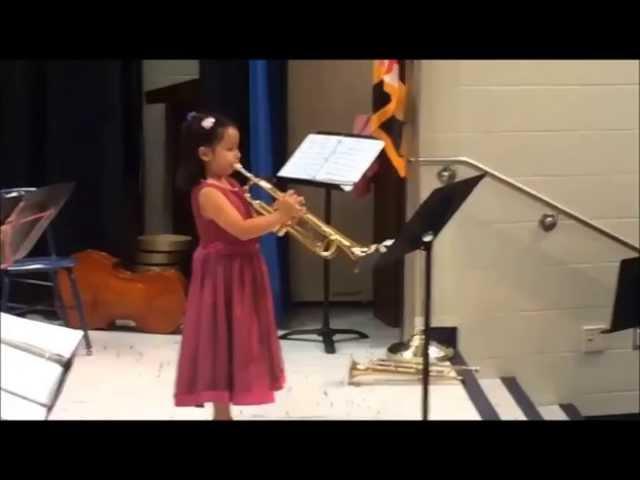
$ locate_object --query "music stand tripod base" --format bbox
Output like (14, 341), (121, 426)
(279, 326), (369, 355)
(278, 184), (369, 354)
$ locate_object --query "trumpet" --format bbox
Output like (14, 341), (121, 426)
(347, 357), (479, 385)
(234, 164), (380, 262)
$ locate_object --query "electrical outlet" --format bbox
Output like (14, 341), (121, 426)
(582, 325), (606, 353)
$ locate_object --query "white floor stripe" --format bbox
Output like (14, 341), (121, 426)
(478, 378), (528, 420)
(538, 405), (570, 420)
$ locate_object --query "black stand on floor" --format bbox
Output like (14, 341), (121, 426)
(421, 234), (433, 421)
(275, 130), (386, 354)
(602, 256), (639, 334)
(375, 174), (485, 419)
(279, 186), (369, 354)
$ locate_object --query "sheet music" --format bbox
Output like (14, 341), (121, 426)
(277, 134), (384, 186)
(1, 390), (48, 420)
(1, 313), (83, 420)
(1, 343), (64, 407)
(277, 134), (341, 181)
(316, 138), (385, 184)
(1, 312), (83, 361)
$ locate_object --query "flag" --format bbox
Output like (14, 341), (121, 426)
(356, 60), (409, 329)
(353, 60), (407, 197)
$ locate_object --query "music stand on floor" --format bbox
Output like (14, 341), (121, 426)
(274, 132), (385, 354)
(374, 174), (486, 420)
(1, 183), (75, 269)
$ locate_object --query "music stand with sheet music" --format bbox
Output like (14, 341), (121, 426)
(1, 183), (75, 269)
(274, 132), (385, 354)
(374, 173), (486, 420)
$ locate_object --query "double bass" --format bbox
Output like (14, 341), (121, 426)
(57, 250), (187, 334)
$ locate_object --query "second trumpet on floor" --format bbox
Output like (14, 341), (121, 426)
(234, 164), (380, 262)
(347, 357), (480, 385)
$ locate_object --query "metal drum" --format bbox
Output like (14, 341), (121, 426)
(133, 234), (192, 273)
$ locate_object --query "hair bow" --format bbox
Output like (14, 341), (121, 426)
(201, 117), (216, 129)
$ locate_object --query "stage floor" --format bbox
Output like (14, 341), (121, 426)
(49, 306), (482, 420)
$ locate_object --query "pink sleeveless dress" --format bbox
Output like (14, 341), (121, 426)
(174, 178), (285, 406)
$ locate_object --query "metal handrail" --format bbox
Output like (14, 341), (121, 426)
(411, 156), (640, 254)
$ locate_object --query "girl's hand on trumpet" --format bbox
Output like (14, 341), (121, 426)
(274, 190), (306, 224)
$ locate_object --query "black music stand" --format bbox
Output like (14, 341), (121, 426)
(275, 132), (384, 354)
(374, 174), (486, 420)
(276, 183), (369, 354)
(602, 256), (639, 334)
(1, 183), (75, 269)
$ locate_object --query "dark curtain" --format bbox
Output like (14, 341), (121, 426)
(199, 61), (251, 166)
(0, 60), (143, 262)
(199, 60), (291, 327)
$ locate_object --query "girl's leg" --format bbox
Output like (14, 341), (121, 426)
(213, 402), (232, 420)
